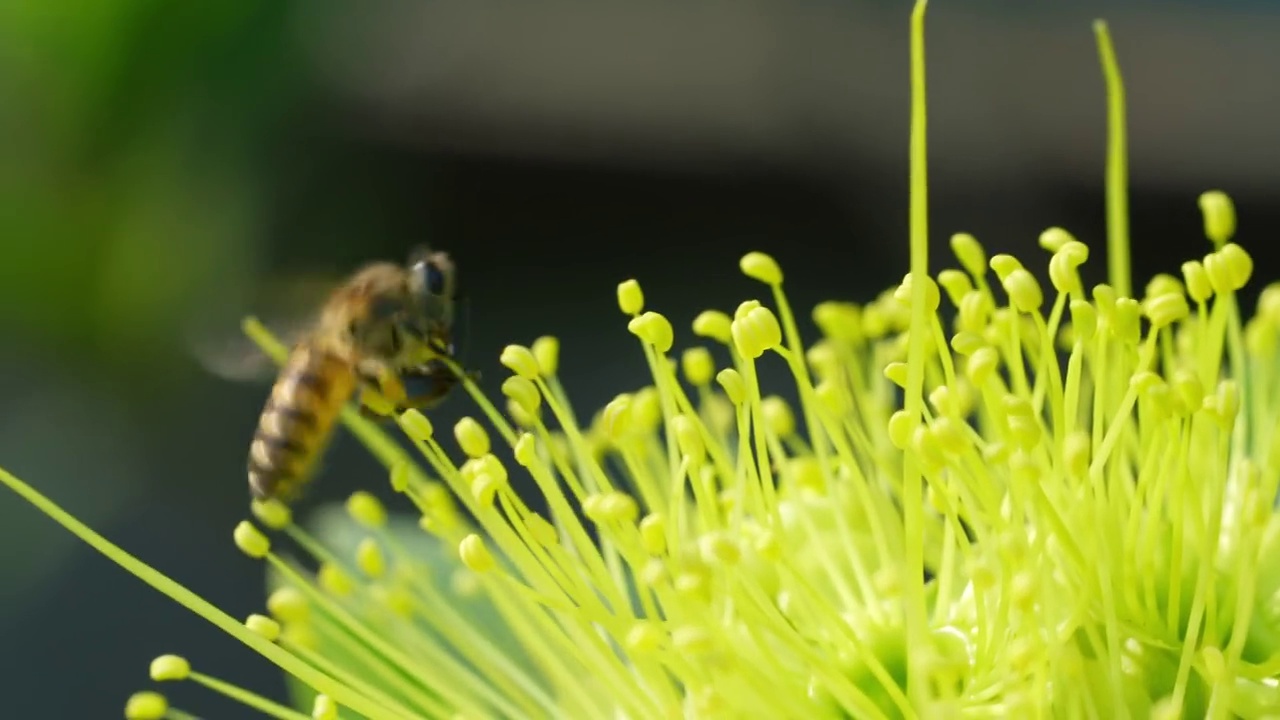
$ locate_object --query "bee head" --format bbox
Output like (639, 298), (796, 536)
(406, 247), (457, 339)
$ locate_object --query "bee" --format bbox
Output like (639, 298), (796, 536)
(196, 247), (466, 503)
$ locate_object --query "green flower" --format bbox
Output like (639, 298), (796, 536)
(4, 3), (1279, 718)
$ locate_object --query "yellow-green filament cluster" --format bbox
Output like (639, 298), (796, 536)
(1, 2), (1278, 718)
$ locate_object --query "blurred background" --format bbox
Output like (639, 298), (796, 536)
(1, 0), (1278, 716)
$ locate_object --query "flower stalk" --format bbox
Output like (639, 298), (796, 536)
(3, 2), (1280, 718)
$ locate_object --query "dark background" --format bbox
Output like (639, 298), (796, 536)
(2, 1), (1278, 716)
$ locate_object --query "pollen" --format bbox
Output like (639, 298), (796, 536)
(149, 654), (191, 682)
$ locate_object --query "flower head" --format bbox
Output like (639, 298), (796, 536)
(3, 3), (1280, 719)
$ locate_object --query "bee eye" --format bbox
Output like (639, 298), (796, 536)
(424, 264), (446, 296)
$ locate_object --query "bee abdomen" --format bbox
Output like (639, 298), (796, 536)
(247, 347), (356, 501)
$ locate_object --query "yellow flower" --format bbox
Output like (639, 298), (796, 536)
(5, 3), (1280, 718)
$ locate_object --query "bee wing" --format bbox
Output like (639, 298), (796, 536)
(185, 273), (342, 383)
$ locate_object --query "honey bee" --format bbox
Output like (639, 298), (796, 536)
(196, 247), (466, 502)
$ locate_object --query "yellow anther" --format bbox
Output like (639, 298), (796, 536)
(631, 387), (662, 430)
(399, 408), (434, 440)
(639, 558), (667, 587)
(969, 558), (997, 590)
(625, 621), (666, 654)
(628, 311), (675, 354)
(639, 514), (666, 555)
(233, 521), (270, 559)
(1146, 273), (1184, 300)
(760, 396), (795, 437)
(601, 394), (635, 440)
(250, 498), (291, 530)
(124, 692), (168, 720)
(312, 694), (339, 720)
(957, 289), (993, 332)
(888, 410), (917, 451)
(507, 398), (537, 428)
(531, 335), (559, 376)
(1205, 243), (1253, 294)
(1010, 571), (1037, 612)
(936, 269), (973, 307)
(1063, 431), (1090, 479)
(514, 433), (537, 467)
(1068, 301), (1097, 343)
(500, 344), (541, 380)
(245, 614), (281, 641)
(1003, 268), (1043, 313)
(525, 513), (559, 547)
(814, 380), (849, 416)
(149, 654), (191, 682)
(681, 347), (715, 385)
(471, 472), (503, 508)
(464, 454), (509, 487)
(812, 301), (862, 341)
(1215, 380), (1240, 423)
(282, 623), (319, 650)
(1245, 318), (1276, 358)
(929, 416), (967, 456)
(950, 232), (988, 278)
(672, 414), (705, 462)
(1092, 284), (1117, 316)
(356, 537), (386, 579)
(459, 534), (496, 573)
(893, 272), (942, 312)
(585, 491), (639, 524)
(454, 417), (491, 458)
(787, 457), (825, 493)
(692, 310), (733, 343)
(318, 563), (355, 597)
(1143, 292), (1190, 329)
(1048, 251), (1083, 295)
(266, 587), (309, 623)
(1038, 227), (1078, 252)
(805, 341), (839, 379)
(1110, 298), (1141, 344)
(617, 279), (645, 315)
(346, 491), (387, 529)
(672, 625), (713, 655)
(734, 300), (762, 320)
(949, 331), (984, 357)
(1178, 259), (1213, 304)
(1198, 190), (1236, 245)
(965, 347), (999, 386)
(1201, 646), (1228, 682)
(989, 254), (1023, 283)
(883, 362), (909, 389)
(501, 376), (542, 416)
(699, 532), (740, 565)
(1258, 285), (1280, 325)
(740, 251), (784, 284)
(388, 461), (412, 492)
(754, 529), (780, 560)
(716, 368), (746, 405)
(731, 305), (782, 359)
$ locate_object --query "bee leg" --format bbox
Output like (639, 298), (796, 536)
(399, 361), (463, 412)
(355, 365), (407, 420)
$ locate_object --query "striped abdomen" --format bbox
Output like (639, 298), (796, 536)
(247, 345), (358, 501)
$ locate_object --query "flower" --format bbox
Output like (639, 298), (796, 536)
(4, 3), (1280, 719)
